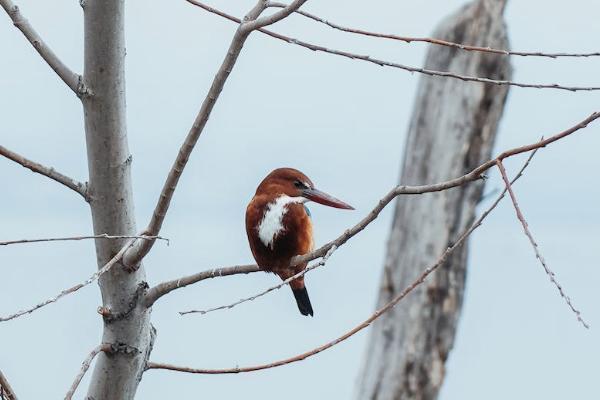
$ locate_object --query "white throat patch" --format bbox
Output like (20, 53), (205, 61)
(257, 195), (306, 249)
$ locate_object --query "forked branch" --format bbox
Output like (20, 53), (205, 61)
(0, 145), (88, 201)
(0, 0), (85, 96)
(122, 0), (309, 268)
(496, 160), (588, 328)
(146, 112), (599, 310)
(145, 151), (536, 374)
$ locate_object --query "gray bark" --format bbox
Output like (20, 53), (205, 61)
(82, 1), (152, 398)
(354, 1), (511, 399)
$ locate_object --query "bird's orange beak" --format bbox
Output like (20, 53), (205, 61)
(302, 188), (354, 210)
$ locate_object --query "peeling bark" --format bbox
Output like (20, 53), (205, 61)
(354, 1), (511, 399)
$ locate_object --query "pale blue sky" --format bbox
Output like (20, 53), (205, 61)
(1, 1), (599, 399)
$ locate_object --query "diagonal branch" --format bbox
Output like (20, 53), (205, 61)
(0, 239), (136, 322)
(186, 0), (600, 92)
(267, 1), (600, 59)
(496, 160), (588, 328)
(0, 234), (167, 247)
(0, 145), (88, 201)
(146, 152), (535, 374)
(64, 344), (112, 400)
(0, 0), (85, 96)
(145, 112), (599, 309)
(0, 370), (18, 400)
(122, 0), (309, 269)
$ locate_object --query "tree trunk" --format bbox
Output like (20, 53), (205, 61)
(82, 1), (152, 398)
(354, 1), (511, 399)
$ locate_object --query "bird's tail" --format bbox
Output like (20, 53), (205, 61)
(292, 286), (313, 317)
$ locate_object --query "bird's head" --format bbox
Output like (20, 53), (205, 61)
(255, 168), (354, 210)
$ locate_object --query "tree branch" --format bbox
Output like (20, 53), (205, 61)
(0, 239), (136, 322)
(179, 246), (337, 315)
(122, 0), (309, 269)
(0, 234), (168, 247)
(64, 344), (112, 400)
(267, 1), (600, 59)
(186, 0), (600, 92)
(146, 152), (535, 374)
(0, 370), (18, 400)
(244, 0), (308, 32)
(0, 0), (85, 96)
(496, 160), (589, 328)
(146, 112), (599, 310)
(144, 264), (259, 308)
(0, 145), (88, 201)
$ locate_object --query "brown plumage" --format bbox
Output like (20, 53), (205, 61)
(245, 168), (353, 316)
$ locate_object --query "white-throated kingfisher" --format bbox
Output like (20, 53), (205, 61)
(245, 168), (354, 317)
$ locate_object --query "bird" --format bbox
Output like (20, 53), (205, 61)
(245, 168), (354, 317)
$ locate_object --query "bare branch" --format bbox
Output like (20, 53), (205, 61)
(0, 0), (85, 96)
(146, 153), (536, 374)
(147, 112), (600, 308)
(496, 160), (589, 328)
(267, 1), (600, 59)
(244, 0), (308, 32)
(145, 264), (259, 308)
(122, 0), (309, 268)
(0, 370), (18, 400)
(187, 0), (600, 92)
(64, 344), (111, 400)
(0, 145), (88, 201)
(179, 246), (337, 315)
(0, 239), (135, 322)
(0, 234), (168, 247)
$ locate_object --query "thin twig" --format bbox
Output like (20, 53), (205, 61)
(0, 239), (135, 322)
(146, 152), (536, 374)
(64, 344), (111, 400)
(0, 234), (168, 247)
(122, 0), (309, 268)
(0, 370), (18, 400)
(145, 112), (600, 307)
(267, 2), (600, 59)
(179, 246), (337, 315)
(0, 145), (88, 201)
(0, 0), (85, 96)
(186, 0), (600, 92)
(496, 160), (589, 328)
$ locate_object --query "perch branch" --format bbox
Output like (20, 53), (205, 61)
(267, 2), (600, 59)
(0, 145), (88, 200)
(0, 234), (168, 247)
(496, 160), (588, 328)
(146, 152), (536, 373)
(144, 264), (259, 308)
(179, 246), (337, 315)
(146, 112), (600, 309)
(0, 370), (17, 400)
(122, 0), (309, 269)
(64, 344), (112, 400)
(0, 0), (85, 95)
(0, 239), (136, 322)
(186, 0), (600, 92)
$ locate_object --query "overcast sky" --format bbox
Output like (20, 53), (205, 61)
(1, 0), (599, 399)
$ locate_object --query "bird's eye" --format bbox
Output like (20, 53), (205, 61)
(294, 180), (305, 189)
